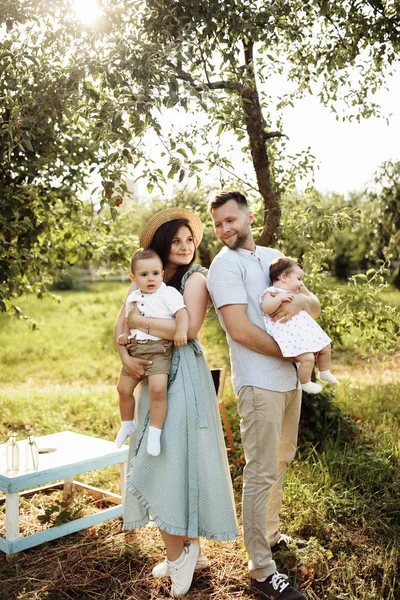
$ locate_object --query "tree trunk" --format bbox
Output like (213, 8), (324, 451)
(242, 42), (280, 246)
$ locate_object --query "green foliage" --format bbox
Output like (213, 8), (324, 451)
(299, 388), (357, 445)
(0, 2), (135, 315)
(367, 161), (400, 287)
(1, 281), (399, 598)
(1, 1), (399, 313)
(276, 188), (400, 355)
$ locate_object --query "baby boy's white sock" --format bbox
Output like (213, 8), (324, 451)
(147, 426), (162, 456)
(318, 370), (339, 385)
(115, 420), (136, 448)
(301, 381), (322, 394)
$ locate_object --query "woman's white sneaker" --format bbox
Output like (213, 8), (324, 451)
(152, 549), (209, 578)
(169, 540), (199, 598)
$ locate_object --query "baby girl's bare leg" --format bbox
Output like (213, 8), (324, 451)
(296, 352), (322, 394)
(316, 344), (331, 373)
(317, 345), (338, 385)
(296, 352), (315, 384)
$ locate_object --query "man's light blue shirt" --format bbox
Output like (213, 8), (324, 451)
(207, 245), (299, 394)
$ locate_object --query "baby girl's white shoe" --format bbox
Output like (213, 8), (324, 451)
(301, 381), (322, 394)
(318, 370), (339, 385)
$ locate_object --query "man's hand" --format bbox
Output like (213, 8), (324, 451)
(280, 292), (294, 303)
(271, 293), (305, 323)
(174, 330), (188, 347)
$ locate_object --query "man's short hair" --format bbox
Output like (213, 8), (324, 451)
(131, 247), (162, 274)
(208, 190), (248, 212)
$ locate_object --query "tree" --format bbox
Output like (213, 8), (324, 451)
(0, 1), (132, 314)
(366, 160), (400, 287)
(1, 1), (399, 313)
(81, 0), (400, 244)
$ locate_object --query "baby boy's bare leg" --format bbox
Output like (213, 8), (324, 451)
(148, 373), (169, 428)
(115, 374), (140, 447)
(147, 373), (168, 456)
(117, 374), (140, 420)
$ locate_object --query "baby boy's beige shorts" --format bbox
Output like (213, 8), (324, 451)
(120, 338), (174, 377)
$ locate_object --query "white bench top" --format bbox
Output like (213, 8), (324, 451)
(0, 431), (129, 493)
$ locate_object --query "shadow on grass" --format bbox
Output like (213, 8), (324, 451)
(0, 519), (261, 600)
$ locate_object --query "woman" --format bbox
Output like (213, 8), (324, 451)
(114, 208), (238, 598)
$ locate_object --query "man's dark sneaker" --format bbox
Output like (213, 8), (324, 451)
(271, 533), (308, 553)
(251, 572), (307, 599)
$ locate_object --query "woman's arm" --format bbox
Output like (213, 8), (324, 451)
(182, 272), (209, 339)
(114, 284), (152, 378)
(127, 307), (178, 340)
(126, 272), (209, 341)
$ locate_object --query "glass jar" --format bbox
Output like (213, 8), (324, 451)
(6, 434), (20, 471)
(26, 435), (39, 470)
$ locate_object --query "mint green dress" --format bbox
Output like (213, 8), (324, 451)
(124, 265), (238, 540)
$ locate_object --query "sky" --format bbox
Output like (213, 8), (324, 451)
(279, 75), (400, 195)
(137, 69), (400, 201)
(67, 0), (399, 198)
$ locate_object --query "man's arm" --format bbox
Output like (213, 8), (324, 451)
(271, 286), (320, 322)
(219, 304), (283, 358)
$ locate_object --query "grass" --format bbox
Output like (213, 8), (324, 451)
(0, 281), (399, 599)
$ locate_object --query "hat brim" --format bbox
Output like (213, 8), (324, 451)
(140, 208), (204, 248)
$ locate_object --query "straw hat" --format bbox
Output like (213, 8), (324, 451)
(140, 207), (204, 248)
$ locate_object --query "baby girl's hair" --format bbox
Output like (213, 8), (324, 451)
(270, 256), (302, 284)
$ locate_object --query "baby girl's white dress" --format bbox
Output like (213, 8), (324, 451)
(262, 286), (331, 357)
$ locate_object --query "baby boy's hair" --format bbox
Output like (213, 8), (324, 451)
(270, 256), (302, 284)
(130, 247), (162, 274)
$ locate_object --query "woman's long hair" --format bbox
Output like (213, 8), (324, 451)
(149, 218), (196, 290)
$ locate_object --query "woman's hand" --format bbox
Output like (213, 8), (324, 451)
(122, 354), (152, 379)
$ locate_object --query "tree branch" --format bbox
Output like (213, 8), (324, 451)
(265, 131), (287, 140)
(166, 60), (242, 92)
(365, 0), (400, 36)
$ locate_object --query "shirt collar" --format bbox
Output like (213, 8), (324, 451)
(237, 246), (258, 258)
(135, 281), (166, 296)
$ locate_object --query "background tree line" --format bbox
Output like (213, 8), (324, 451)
(1, 0), (399, 352)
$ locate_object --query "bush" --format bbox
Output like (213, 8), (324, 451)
(299, 388), (357, 446)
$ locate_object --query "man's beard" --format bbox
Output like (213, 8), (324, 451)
(223, 230), (250, 250)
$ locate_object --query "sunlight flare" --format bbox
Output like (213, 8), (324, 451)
(71, 0), (102, 25)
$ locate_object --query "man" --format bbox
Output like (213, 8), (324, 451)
(207, 191), (319, 600)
